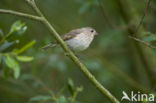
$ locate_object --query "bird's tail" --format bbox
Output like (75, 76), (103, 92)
(41, 43), (57, 50)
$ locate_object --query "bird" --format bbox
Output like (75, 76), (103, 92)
(42, 27), (98, 51)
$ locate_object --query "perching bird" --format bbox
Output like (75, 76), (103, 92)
(42, 27), (98, 51)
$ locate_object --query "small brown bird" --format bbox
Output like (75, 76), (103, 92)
(42, 27), (98, 51)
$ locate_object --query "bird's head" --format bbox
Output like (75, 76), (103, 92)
(81, 27), (98, 36)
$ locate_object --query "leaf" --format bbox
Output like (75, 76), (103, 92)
(0, 55), (10, 79)
(29, 95), (52, 102)
(10, 20), (27, 35)
(0, 28), (4, 37)
(67, 78), (75, 95)
(4, 56), (20, 79)
(0, 41), (15, 52)
(143, 31), (153, 36)
(14, 40), (36, 54)
(143, 34), (156, 42)
(16, 56), (34, 62)
(55, 96), (68, 103)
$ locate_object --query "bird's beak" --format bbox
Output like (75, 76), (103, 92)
(95, 32), (98, 36)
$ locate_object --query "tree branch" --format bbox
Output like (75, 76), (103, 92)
(0, 0), (120, 103)
(25, 0), (120, 103)
(128, 36), (156, 50)
(0, 9), (43, 21)
(134, 0), (151, 35)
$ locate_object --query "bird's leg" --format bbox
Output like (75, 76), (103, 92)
(64, 45), (73, 56)
(64, 45), (80, 60)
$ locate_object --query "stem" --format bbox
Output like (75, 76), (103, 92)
(0, 9), (43, 22)
(24, 0), (120, 103)
(134, 0), (151, 35)
(98, 0), (116, 29)
(0, 31), (12, 44)
(71, 89), (79, 103)
(128, 36), (156, 50)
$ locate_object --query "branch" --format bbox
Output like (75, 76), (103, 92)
(134, 0), (151, 35)
(0, 9), (43, 21)
(0, 0), (120, 103)
(128, 36), (156, 50)
(98, 0), (116, 29)
(25, 1), (120, 103)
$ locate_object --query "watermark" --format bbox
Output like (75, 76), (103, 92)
(121, 91), (155, 102)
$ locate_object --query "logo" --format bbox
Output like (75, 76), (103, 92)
(121, 91), (155, 102)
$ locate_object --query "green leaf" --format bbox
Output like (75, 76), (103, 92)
(4, 56), (20, 79)
(10, 20), (27, 35)
(29, 95), (52, 102)
(14, 40), (36, 54)
(0, 41), (15, 52)
(16, 56), (34, 62)
(143, 34), (156, 42)
(67, 78), (75, 95)
(0, 55), (10, 79)
(0, 28), (4, 37)
(55, 96), (68, 103)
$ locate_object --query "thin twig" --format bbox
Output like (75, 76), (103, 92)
(129, 35), (156, 50)
(0, 9), (43, 21)
(134, 0), (151, 35)
(98, 0), (134, 31)
(70, 88), (79, 103)
(0, 31), (12, 44)
(98, 0), (116, 29)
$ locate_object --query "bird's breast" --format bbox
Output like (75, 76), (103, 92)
(65, 33), (94, 51)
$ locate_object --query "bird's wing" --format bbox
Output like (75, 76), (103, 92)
(62, 29), (81, 41)
(41, 29), (81, 50)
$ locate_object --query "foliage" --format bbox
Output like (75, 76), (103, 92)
(0, 20), (35, 79)
(0, 0), (156, 103)
(29, 78), (83, 103)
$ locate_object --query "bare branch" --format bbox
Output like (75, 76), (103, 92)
(0, 9), (43, 21)
(128, 35), (156, 50)
(134, 0), (151, 35)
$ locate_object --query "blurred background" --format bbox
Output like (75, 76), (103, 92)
(0, 0), (156, 103)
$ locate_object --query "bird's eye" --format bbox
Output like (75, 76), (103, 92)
(91, 30), (94, 33)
